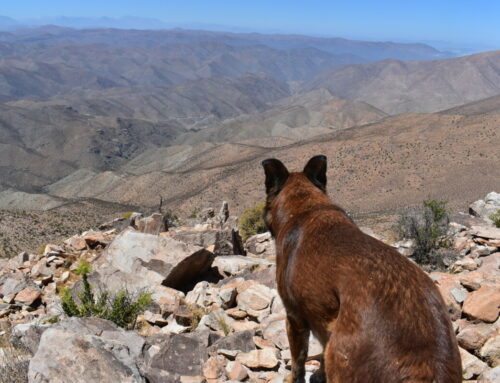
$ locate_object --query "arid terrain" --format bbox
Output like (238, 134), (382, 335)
(0, 26), (499, 252)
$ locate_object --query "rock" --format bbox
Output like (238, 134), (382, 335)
(14, 287), (41, 306)
(236, 348), (279, 369)
(262, 316), (288, 350)
(203, 355), (226, 383)
(479, 335), (500, 367)
(91, 229), (214, 292)
(486, 192), (500, 206)
(11, 322), (50, 353)
(64, 236), (88, 251)
(237, 283), (275, 312)
(135, 213), (166, 234)
(171, 229), (244, 255)
(451, 256), (479, 272)
(28, 318), (145, 383)
(472, 226), (500, 240)
(197, 308), (234, 334)
(213, 229), (245, 255)
(245, 232), (275, 258)
(82, 231), (112, 248)
(226, 360), (248, 381)
(462, 285), (500, 323)
(213, 255), (272, 276)
(152, 286), (184, 315)
(476, 253), (500, 276)
(478, 366), (500, 382)
(457, 322), (498, 351)
(460, 347), (489, 380)
(141, 333), (210, 382)
(208, 330), (256, 354)
(430, 272), (463, 320)
(469, 199), (499, 222)
(0, 273), (38, 297)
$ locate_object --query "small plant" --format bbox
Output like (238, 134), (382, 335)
(490, 209), (500, 228)
(188, 207), (201, 219)
(186, 304), (206, 331)
(122, 211), (133, 219)
(217, 314), (230, 336)
(60, 260), (152, 329)
(398, 199), (450, 266)
(0, 329), (31, 383)
(239, 202), (267, 241)
(164, 209), (179, 228)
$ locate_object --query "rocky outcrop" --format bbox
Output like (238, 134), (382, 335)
(1, 197), (499, 382)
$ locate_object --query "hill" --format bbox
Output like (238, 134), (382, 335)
(40, 111), (500, 216)
(306, 50), (500, 114)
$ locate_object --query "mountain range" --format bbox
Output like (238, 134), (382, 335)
(0, 26), (499, 215)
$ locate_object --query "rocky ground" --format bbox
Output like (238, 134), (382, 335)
(0, 194), (499, 383)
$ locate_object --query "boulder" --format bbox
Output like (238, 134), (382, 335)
(245, 232), (275, 258)
(478, 366), (500, 383)
(462, 285), (500, 323)
(430, 273), (463, 320)
(135, 213), (166, 234)
(141, 332), (211, 382)
(208, 330), (256, 354)
(236, 348), (280, 369)
(213, 255), (272, 276)
(171, 228), (244, 255)
(237, 283), (276, 312)
(0, 273), (38, 298)
(28, 318), (145, 383)
(457, 322), (498, 351)
(479, 335), (500, 367)
(459, 347), (489, 380)
(91, 229), (214, 292)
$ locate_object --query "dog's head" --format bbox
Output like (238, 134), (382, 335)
(261, 155), (328, 235)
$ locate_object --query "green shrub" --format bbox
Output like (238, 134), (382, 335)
(60, 260), (152, 329)
(398, 199), (450, 266)
(490, 209), (500, 228)
(239, 202), (267, 241)
(122, 211), (133, 219)
(164, 209), (179, 228)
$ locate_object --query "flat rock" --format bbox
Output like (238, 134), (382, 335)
(236, 348), (279, 369)
(471, 226), (500, 240)
(91, 229), (214, 292)
(237, 283), (276, 312)
(213, 255), (272, 276)
(28, 318), (145, 383)
(14, 287), (41, 306)
(463, 285), (500, 323)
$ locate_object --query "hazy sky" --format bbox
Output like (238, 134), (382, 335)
(2, 1), (500, 47)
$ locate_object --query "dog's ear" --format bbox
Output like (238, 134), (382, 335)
(303, 155), (327, 190)
(262, 158), (289, 194)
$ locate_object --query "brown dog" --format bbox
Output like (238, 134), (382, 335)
(262, 155), (461, 383)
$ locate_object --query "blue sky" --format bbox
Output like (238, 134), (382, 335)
(2, 1), (500, 48)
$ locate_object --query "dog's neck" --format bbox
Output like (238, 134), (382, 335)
(266, 173), (335, 236)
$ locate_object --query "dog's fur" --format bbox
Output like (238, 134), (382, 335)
(262, 155), (461, 383)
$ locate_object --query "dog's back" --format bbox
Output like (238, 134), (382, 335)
(262, 156), (462, 383)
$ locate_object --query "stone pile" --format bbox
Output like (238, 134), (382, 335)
(1, 196), (499, 382)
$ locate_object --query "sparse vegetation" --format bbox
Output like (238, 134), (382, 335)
(186, 304), (206, 331)
(490, 209), (500, 228)
(188, 207), (201, 219)
(217, 314), (230, 336)
(0, 328), (31, 383)
(60, 260), (152, 329)
(163, 209), (179, 228)
(397, 199), (450, 266)
(239, 202), (267, 241)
